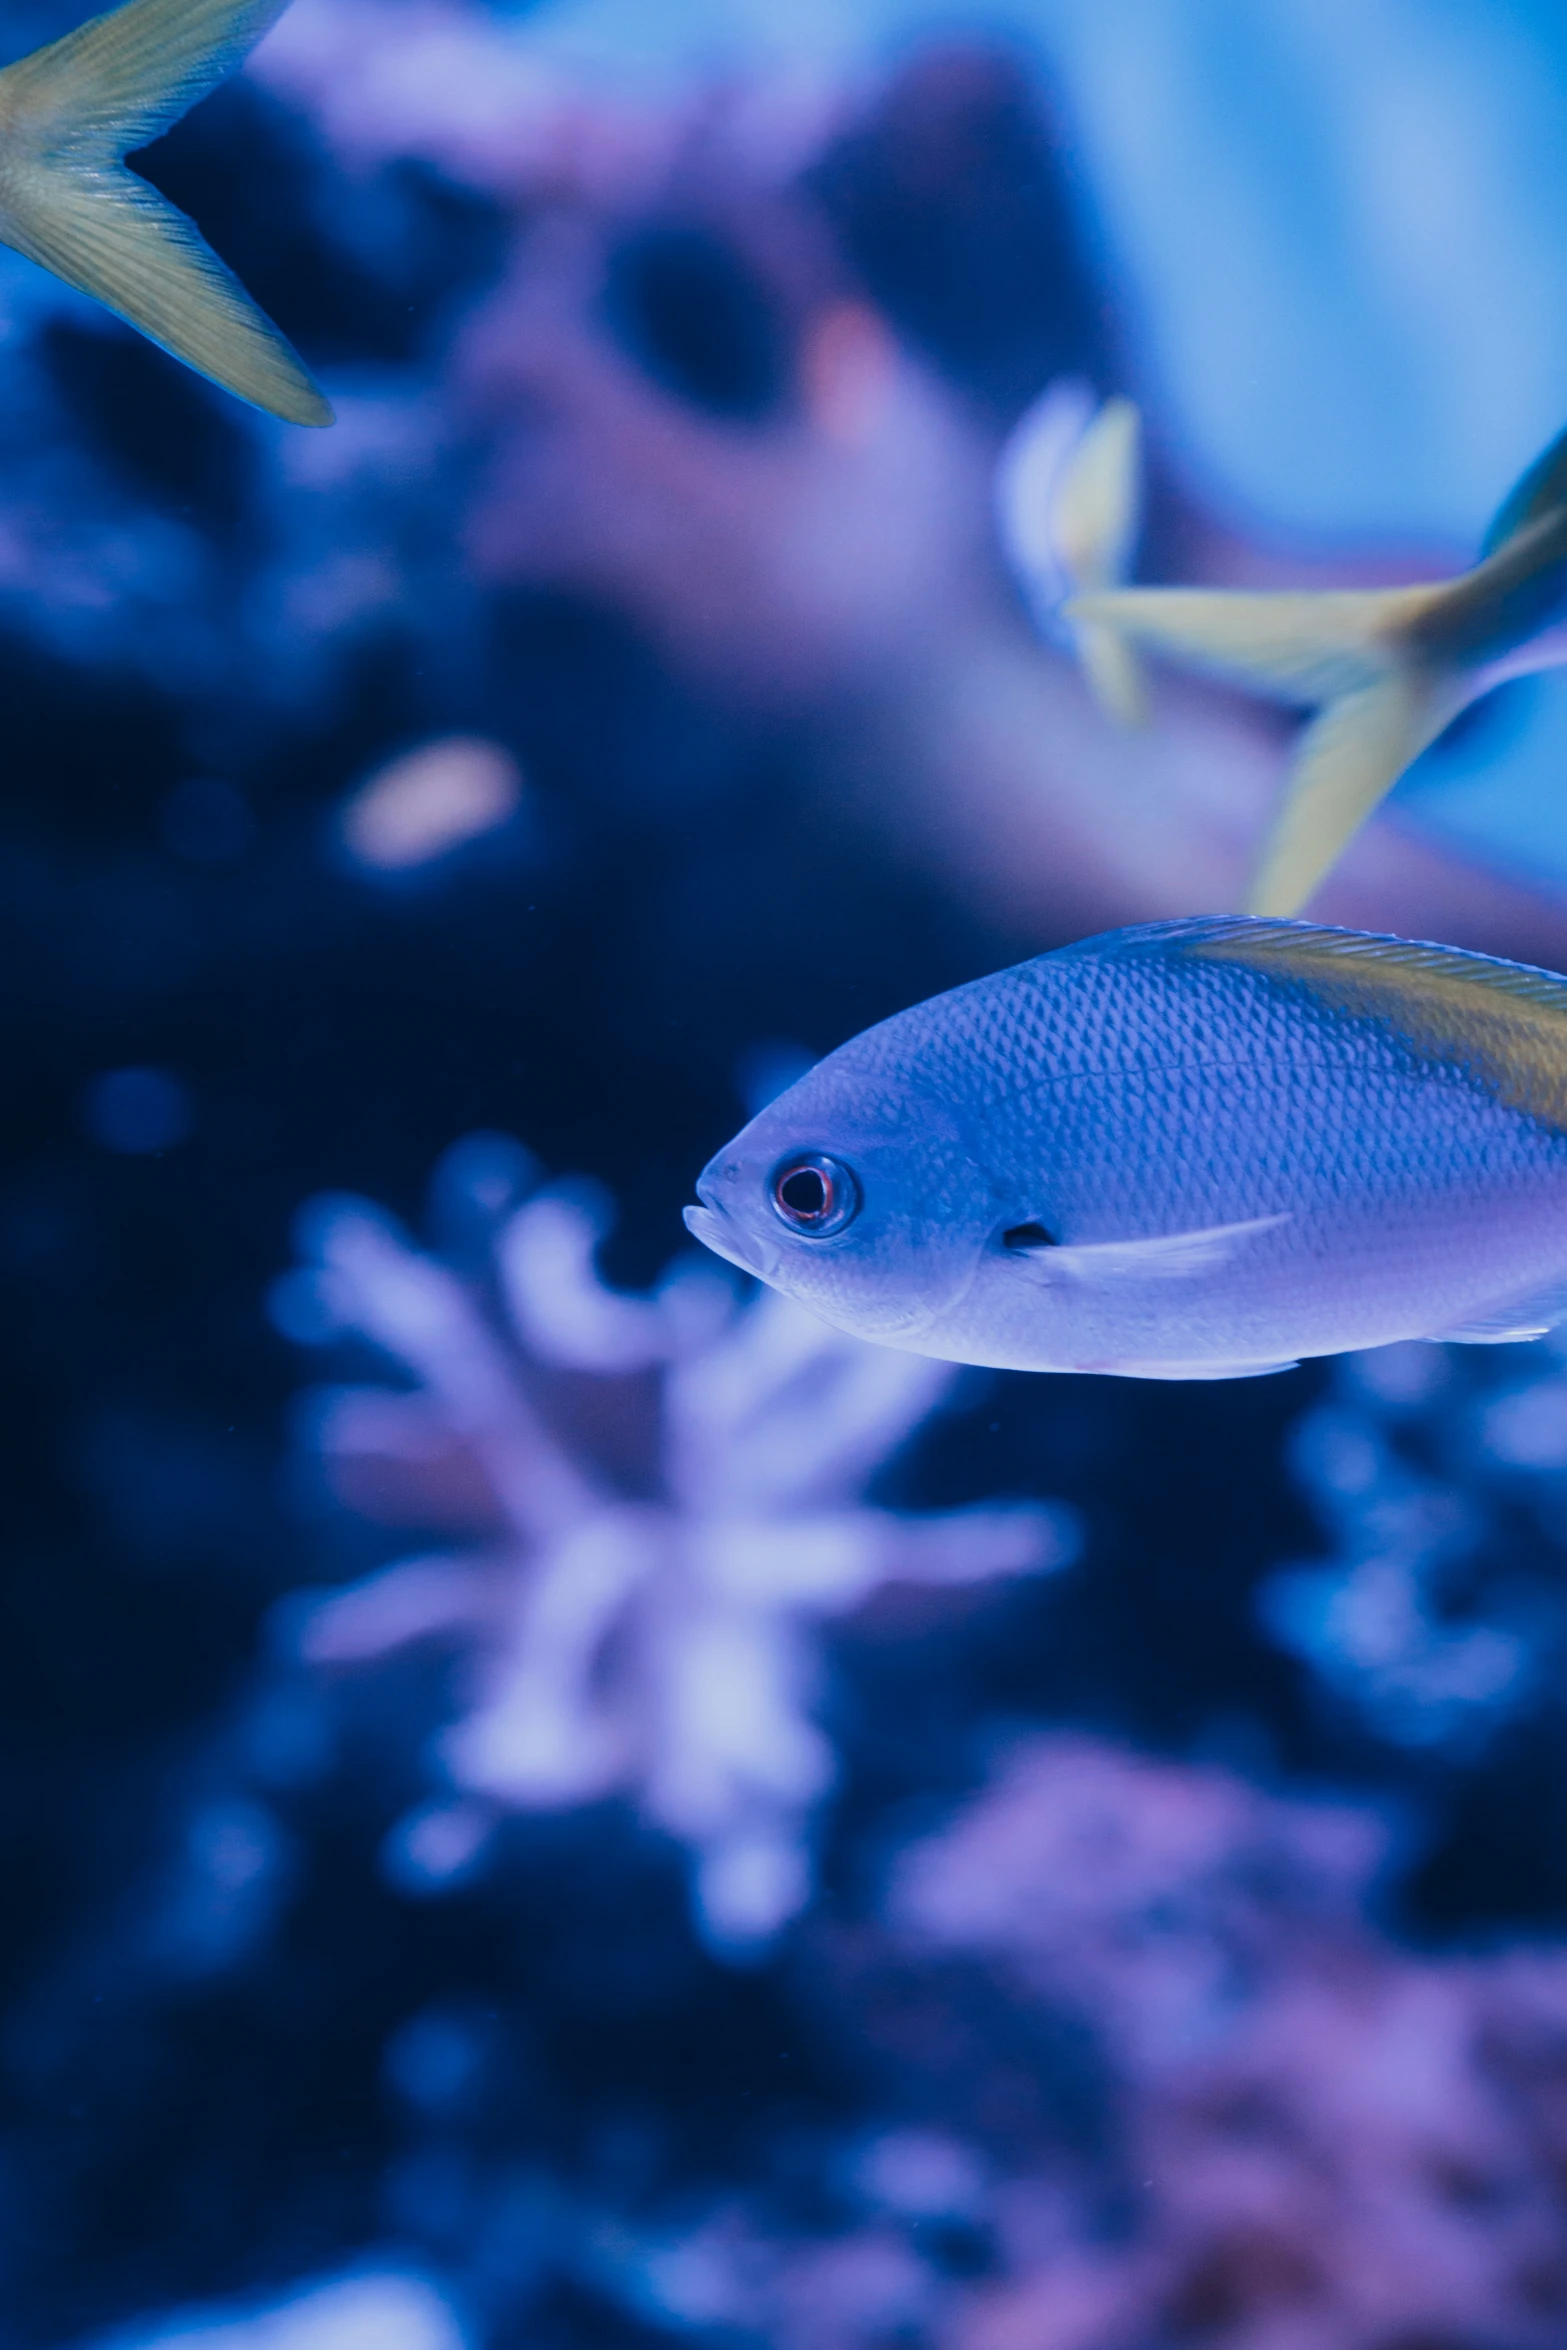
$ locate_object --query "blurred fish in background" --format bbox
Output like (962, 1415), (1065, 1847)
(1060, 405), (1567, 918)
(11, 3), (1567, 2348)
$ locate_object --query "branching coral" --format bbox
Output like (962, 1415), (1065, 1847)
(1260, 1338), (1567, 1749)
(274, 1135), (1075, 1951)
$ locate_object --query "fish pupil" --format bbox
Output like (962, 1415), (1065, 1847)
(780, 1166), (830, 1220)
(769, 1152), (860, 1236)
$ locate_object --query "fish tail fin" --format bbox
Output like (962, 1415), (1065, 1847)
(1064, 576), (1468, 913)
(1055, 397), (1148, 726)
(1479, 418), (1567, 559)
(1410, 442), (1567, 672)
(1244, 424), (1567, 910)
(0, 0), (332, 423)
(1067, 412), (1567, 913)
(1244, 666), (1461, 915)
(1070, 613), (1149, 729)
(1064, 581), (1440, 706)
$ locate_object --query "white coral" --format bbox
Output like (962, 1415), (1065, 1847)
(85, 2269), (465, 2350)
(275, 1139), (1075, 1952)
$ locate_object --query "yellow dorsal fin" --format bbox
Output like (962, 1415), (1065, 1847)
(1171, 915), (1567, 1128)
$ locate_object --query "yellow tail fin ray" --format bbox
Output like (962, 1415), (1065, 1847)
(0, 0), (331, 424)
(1054, 398), (1141, 593)
(1065, 582), (1440, 707)
(1054, 398), (1147, 725)
(1059, 408), (1567, 912)
(1072, 618), (1147, 730)
(1245, 670), (1461, 916)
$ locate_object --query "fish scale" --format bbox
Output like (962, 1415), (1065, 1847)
(687, 917), (1567, 1379)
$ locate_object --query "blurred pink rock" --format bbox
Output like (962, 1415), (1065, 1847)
(248, 6), (1567, 957)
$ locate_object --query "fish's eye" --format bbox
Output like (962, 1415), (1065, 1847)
(769, 1152), (860, 1237)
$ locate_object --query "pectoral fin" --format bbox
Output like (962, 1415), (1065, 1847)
(1437, 1320), (1552, 1345)
(1245, 669), (1457, 917)
(1007, 1213), (1289, 1283)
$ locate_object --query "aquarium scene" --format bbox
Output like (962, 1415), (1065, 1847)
(12, 0), (1567, 2344)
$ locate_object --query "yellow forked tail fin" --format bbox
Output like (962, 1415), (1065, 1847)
(1063, 581), (1439, 707)
(0, 0), (331, 424)
(1063, 578), (1461, 914)
(1244, 668), (1463, 916)
(1054, 396), (1147, 725)
(1060, 405), (1567, 912)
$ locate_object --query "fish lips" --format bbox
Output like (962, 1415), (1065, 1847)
(683, 1180), (782, 1282)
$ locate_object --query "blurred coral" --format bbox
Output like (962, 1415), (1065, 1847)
(82, 2267), (467, 2350)
(250, 0), (737, 204)
(337, 735), (523, 870)
(0, 5), (1557, 954)
(1262, 1337), (1567, 1751)
(275, 1136), (1075, 1951)
(633, 1739), (1567, 2349)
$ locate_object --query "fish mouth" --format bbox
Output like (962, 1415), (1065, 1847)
(683, 1198), (780, 1282)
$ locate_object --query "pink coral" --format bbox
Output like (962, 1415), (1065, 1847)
(899, 1742), (1567, 2350)
(633, 1741), (1567, 2346)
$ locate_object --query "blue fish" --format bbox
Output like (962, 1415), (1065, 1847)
(685, 917), (1567, 1380)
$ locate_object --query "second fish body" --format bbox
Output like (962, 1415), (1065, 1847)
(687, 918), (1567, 1380)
